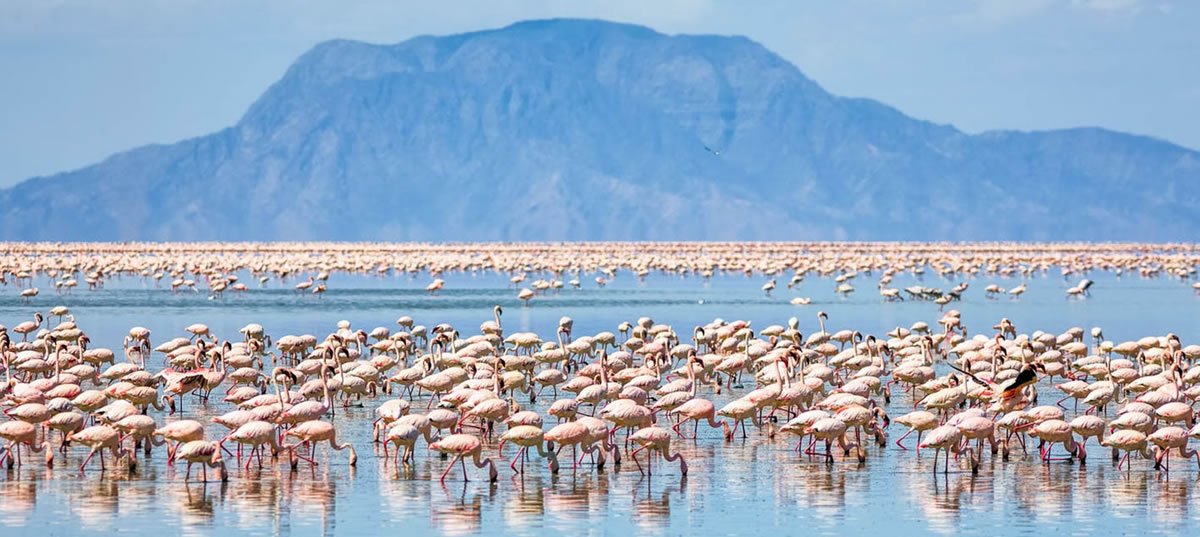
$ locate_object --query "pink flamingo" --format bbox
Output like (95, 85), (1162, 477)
(219, 420), (279, 470)
(498, 425), (559, 474)
(174, 440), (228, 482)
(428, 433), (498, 483)
(67, 425), (126, 472)
(283, 420), (357, 469)
(0, 421), (53, 468)
(629, 426), (688, 476)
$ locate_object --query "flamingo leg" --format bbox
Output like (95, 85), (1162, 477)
(804, 436), (819, 455)
(510, 448), (523, 473)
(671, 420), (686, 439)
(440, 455), (462, 483)
(287, 445), (319, 467)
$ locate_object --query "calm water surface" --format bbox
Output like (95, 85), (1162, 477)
(2, 270), (1199, 536)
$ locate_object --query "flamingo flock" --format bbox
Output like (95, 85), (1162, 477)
(0, 242), (1197, 303)
(2, 294), (1200, 489)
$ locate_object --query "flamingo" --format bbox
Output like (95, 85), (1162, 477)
(0, 421), (53, 468)
(498, 425), (559, 474)
(219, 420), (280, 470)
(428, 433), (498, 483)
(283, 420), (357, 469)
(1102, 429), (1152, 472)
(919, 425), (975, 474)
(174, 440), (228, 482)
(1008, 283), (1027, 299)
(893, 411), (938, 451)
(629, 426), (688, 476)
(153, 420), (206, 464)
(12, 312), (43, 341)
(295, 276), (315, 294)
(384, 422), (438, 466)
(67, 425), (127, 472)
(1148, 426), (1198, 473)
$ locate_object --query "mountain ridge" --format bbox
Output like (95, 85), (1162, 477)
(2, 18), (1197, 241)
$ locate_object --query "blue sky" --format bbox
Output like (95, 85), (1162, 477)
(0, 0), (1196, 186)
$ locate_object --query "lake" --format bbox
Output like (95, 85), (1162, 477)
(2, 266), (1199, 536)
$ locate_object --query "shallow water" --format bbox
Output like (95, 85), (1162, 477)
(2, 269), (1200, 536)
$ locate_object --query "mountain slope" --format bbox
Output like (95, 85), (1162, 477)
(2, 18), (1197, 241)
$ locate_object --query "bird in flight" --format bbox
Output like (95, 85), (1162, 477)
(703, 145), (721, 156)
(948, 355), (1045, 404)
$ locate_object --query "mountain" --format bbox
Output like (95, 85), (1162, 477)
(2, 18), (1198, 241)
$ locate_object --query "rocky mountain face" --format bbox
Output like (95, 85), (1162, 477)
(2, 18), (1197, 241)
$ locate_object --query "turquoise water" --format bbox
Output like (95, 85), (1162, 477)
(2, 269), (1199, 536)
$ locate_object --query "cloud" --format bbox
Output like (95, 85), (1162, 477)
(949, 0), (1167, 27)
(950, 0), (1056, 26)
(1071, 0), (1141, 11)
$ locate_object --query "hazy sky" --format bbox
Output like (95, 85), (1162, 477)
(1, 0), (1196, 186)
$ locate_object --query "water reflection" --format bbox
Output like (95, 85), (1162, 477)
(502, 477), (546, 526)
(0, 481), (36, 526)
(432, 481), (495, 536)
(167, 482), (222, 535)
(630, 479), (678, 530)
(544, 473), (609, 519)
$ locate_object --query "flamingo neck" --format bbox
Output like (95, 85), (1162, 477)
(686, 359), (697, 396)
(663, 448), (687, 473)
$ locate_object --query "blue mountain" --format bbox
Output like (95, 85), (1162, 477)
(2, 19), (1197, 240)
